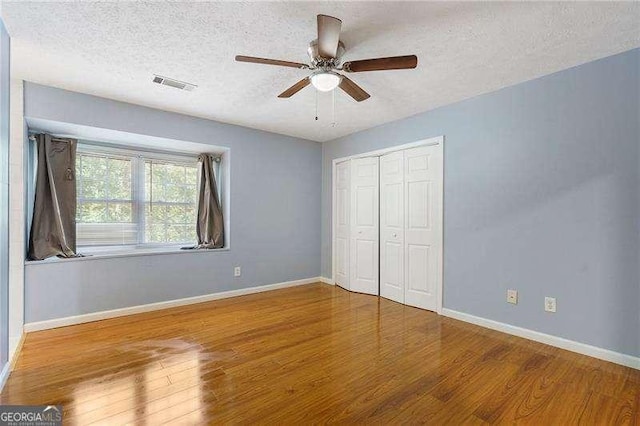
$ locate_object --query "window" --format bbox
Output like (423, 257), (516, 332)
(77, 152), (136, 246)
(144, 160), (198, 244)
(75, 144), (200, 248)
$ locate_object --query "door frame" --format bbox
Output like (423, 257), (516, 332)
(331, 135), (444, 314)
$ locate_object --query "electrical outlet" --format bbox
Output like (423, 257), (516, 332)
(234, 266), (241, 277)
(545, 297), (556, 313)
(507, 289), (518, 304)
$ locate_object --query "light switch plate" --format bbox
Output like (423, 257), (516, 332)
(507, 289), (518, 304)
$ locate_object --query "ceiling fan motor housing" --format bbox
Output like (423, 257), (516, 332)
(308, 39), (346, 67)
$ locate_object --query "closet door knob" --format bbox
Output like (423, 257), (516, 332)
(392, 233), (397, 238)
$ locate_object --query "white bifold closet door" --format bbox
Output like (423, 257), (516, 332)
(403, 145), (442, 311)
(349, 156), (379, 295)
(334, 160), (350, 289)
(380, 145), (442, 311)
(380, 151), (405, 303)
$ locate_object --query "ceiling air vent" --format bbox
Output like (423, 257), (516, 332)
(152, 75), (197, 91)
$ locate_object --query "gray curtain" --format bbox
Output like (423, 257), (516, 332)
(194, 153), (224, 249)
(28, 134), (79, 260)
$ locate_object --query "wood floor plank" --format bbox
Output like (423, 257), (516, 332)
(1, 283), (638, 425)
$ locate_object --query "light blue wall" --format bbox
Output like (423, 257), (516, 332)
(24, 83), (322, 323)
(21, 49), (640, 358)
(0, 19), (10, 370)
(322, 49), (640, 357)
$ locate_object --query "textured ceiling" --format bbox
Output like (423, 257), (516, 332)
(2, 1), (639, 142)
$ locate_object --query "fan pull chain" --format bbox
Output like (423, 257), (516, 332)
(315, 89), (318, 121)
(331, 88), (337, 127)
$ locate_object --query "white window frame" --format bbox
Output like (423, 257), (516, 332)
(76, 142), (203, 253)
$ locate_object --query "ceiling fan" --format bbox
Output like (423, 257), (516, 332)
(235, 14), (418, 102)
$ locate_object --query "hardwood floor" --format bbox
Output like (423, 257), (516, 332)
(2, 283), (638, 425)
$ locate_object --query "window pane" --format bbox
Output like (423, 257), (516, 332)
(146, 204), (166, 223)
(107, 159), (132, 200)
(76, 152), (135, 246)
(145, 223), (165, 243)
(107, 202), (133, 222)
(153, 163), (168, 181)
(78, 202), (108, 223)
(166, 224), (190, 243)
(182, 186), (196, 203)
(166, 205), (185, 223)
(184, 205), (196, 220)
(164, 184), (184, 203)
(186, 167), (198, 185)
(167, 164), (185, 184)
(81, 155), (107, 179)
(81, 179), (106, 200)
(144, 159), (198, 244)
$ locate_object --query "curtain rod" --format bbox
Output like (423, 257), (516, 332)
(28, 134), (72, 142)
(28, 132), (223, 162)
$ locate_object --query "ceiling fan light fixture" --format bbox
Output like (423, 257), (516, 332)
(311, 71), (342, 92)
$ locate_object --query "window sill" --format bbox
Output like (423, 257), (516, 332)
(24, 245), (230, 265)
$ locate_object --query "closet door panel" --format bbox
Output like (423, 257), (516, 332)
(404, 145), (442, 311)
(350, 157), (379, 295)
(380, 151), (404, 303)
(335, 160), (350, 289)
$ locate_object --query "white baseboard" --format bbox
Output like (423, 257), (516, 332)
(0, 362), (10, 392)
(24, 277), (323, 333)
(319, 276), (334, 285)
(442, 308), (640, 370)
(8, 334), (23, 364)
(0, 332), (24, 392)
